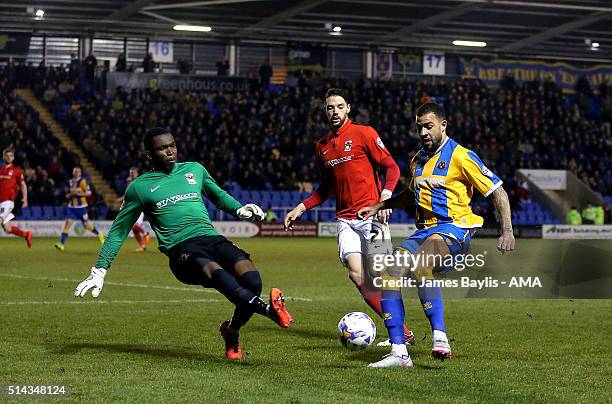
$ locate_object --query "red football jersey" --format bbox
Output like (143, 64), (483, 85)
(310, 119), (393, 219)
(0, 164), (24, 202)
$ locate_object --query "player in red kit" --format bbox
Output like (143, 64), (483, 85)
(0, 148), (32, 247)
(284, 88), (414, 345)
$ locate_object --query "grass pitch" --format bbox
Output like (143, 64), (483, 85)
(1, 237), (611, 403)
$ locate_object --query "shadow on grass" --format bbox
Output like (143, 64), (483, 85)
(51, 342), (252, 366)
(248, 322), (331, 340)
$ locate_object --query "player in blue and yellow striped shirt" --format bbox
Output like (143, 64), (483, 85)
(358, 102), (515, 368)
(54, 166), (105, 251)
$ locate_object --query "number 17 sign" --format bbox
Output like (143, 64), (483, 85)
(423, 51), (445, 76)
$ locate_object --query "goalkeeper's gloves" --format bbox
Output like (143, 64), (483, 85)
(236, 203), (265, 221)
(74, 267), (107, 298)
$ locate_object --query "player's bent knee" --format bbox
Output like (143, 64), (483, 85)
(237, 270), (262, 295)
(346, 255), (363, 285)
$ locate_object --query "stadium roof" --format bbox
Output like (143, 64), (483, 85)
(2, 0), (612, 62)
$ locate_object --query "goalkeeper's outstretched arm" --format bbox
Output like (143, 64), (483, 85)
(94, 184), (143, 270)
(76, 185), (143, 298)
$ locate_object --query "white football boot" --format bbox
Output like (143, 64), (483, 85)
(368, 353), (414, 368)
(432, 331), (453, 360)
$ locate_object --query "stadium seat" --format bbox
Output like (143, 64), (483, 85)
(98, 206), (109, 220)
(31, 206), (43, 220)
(19, 207), (31, 220)
(43, 206), (54, 219)
(55, 206), (66, 218)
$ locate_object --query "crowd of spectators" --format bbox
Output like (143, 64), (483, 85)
(0, 65), (105, 213)
(3, 62), (611, 223)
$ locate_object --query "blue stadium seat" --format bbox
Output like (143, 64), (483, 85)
(55, 206), (66, 218)
(31, 206), (43, 219)
(98, 206), (109, 219)
(43, 205), (54, 219)
(320, 211), (335, 222)
(17, 207), (31, 220)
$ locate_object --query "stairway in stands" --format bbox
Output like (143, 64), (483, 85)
(13, 89), (120, 210)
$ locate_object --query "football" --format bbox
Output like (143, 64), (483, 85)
(74, 222), (85, 235)
(337, 312), (377, 350)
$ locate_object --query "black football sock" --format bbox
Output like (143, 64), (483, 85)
(229, 271), (263, 332)
(210, 269), (269, 320)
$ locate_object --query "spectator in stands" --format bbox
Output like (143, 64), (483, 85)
(143, 52), (154, 73)
(259, 59), (273, 87)
(264, 207), (277, 222)
(594, 204), (605, 225)
(216, 60), (229, 76)
(116, 53), (127, 72)
(83, 53), (97, 89)
(69, 53), (80, 81)
(566, 206), (582, 225)
(582, 203), (596, 224)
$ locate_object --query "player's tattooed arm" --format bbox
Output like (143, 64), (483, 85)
(491, 186), (515, 254)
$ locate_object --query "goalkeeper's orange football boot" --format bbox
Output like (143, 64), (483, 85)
(270, 288), (292, 328)
(219, 321), (242, 360)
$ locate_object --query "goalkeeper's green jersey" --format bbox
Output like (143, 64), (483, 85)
(95, 162), (242, 269)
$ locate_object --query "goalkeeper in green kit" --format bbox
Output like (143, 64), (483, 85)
(74, 127), (292, 360)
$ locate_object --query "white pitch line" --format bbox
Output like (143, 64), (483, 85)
(0, 273), (215, 293)
(0, 298), (222, 305)
(0, 273), (313, 302)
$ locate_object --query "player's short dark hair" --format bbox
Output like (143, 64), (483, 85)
(416, 102), (446, 121)
(324, 88), (349, 104)
(144, 127), (172, 151)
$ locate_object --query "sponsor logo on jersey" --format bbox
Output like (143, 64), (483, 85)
(343, 140), (352, 152)
(185, 173), (197, 185)
(437, 161), (447, 170)
(325, 155), (353, 167)
(150, 185), (160, 192)
(416, 177), (447, 187)
(375, 137), (385, 149)
(156, 192), (199, 208)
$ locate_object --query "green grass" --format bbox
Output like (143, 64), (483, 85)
(1, 237), (611, 403)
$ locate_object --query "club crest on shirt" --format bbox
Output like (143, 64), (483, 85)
(437, 161), (447, 170)
(185, 173), (197, 185)
(344, 140), (352, 152)
(481, 166), (493, 177)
